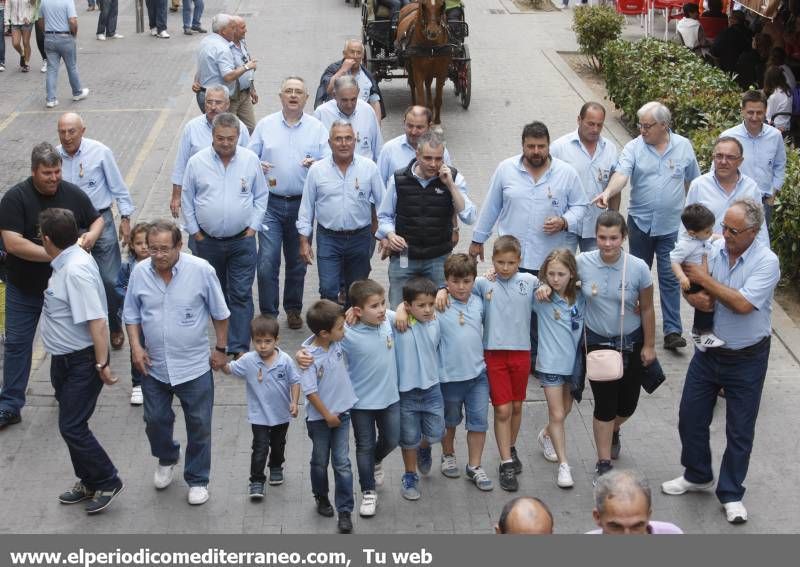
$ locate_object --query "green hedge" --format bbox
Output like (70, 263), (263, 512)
(572, 5), (624, 73)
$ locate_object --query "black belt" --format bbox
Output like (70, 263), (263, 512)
(269, 194), (302, 202)
(45, 31), (72, 34)
(317, 225), (369, 237)
(98, 207), (110, 214)
(200, 228), (248, 241)
(713, 335), (770, 357)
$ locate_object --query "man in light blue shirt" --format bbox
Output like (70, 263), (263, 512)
(550, 102), (618, 252)
(124, 221), (230, 506)
(182, 112), (267, 356)
(664, 199), (779, 525)
(720, 90), (786, 225)
(595, 102), (701, 350)
(40, 0), (89, 107)
(249, 76), (330, 328)
(57, 112), (135, 351)
(314, 75), (383, 162)
(227, 16), (257, 133)
(39, 208), (123, 514)
(297, 120), (385, 307)
(171, 85), (250, 220)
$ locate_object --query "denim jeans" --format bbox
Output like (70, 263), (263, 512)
(141, 370), (214, 486)
(145, 0), (168, 32)
(350, 403), (401, 492)
(194, 234), (256, 353)
(129, 327), (145, 387)
(315, 226), (372, 307)
(45, 34), (83, 103)
(678, 337), (770, 504)
(96, 0), (119, 35)
(0, 10), (5, 65)
(387, 252), (448, 308)
(257, 198), (307, 316)
(627, 216), (682, 336)
(182, 0), (204, 29)
(250, 422), (289, 483)
(0, 283), (43, 415)
(51, 346), (121, 491)
(441, 372), (490, 431)
(91, 209), (122, 333)
(399, 385), (445, 449)
(306, 412), (354, 513)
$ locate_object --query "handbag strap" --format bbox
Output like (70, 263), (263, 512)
(583, 251), (628, 356)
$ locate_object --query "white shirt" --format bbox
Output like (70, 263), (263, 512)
(767, 89), (792, 131)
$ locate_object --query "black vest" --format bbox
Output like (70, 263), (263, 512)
(394, 160), (456, 260)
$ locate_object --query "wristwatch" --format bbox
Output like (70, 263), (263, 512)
(215, 346), (227, 354)
(95, 360), (109, 371)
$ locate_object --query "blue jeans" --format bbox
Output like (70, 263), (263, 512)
(350, 403), (401, 492)
(0, 9), (5, 65)
(51, 346), (121, 490)
(96, 0), (119, 35)
(387, 252), (447, 308)
(627, 216), (682, 336)
(399, 385), (445, 449)
(441, 372), (490, 431)
(678, 337), (770, 504)
(257, 198), (307, 316)
(182, 0), (204, 29)
(91, 210), (122, 333)
(44, 34), (83, 103)
(306, 412), (354, 513)
(129, 328), (145, 387)
(145, 0), (168, 32)
(195, 234), (256, 353)
(315, 226), (372, 307)
(0, 283), (43, 415)
(141, 370), (214, 486)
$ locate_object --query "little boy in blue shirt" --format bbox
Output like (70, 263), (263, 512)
(299, 299), (358, 534)
(222, 316), (301, 500)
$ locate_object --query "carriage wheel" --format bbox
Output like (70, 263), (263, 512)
(459, 48), (471, 109)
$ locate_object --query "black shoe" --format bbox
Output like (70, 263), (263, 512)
(0, 410), (21, 429)
(337, 511), (353, 533)
(611, 430), (622, 460)
(269, 467), (284, 485)
(85, 482), (124, 514)
(315, 495), (334, 517)
(249, 481), (265, 500)
(664, 332), (687, 350)
(510, 446), (522, 475)
(499, 462), (518, 492)
(593, 460), (613, 486)
(191, 26), (208, 33)
(58, 481), (95, 504)
(183, 28), (193, 35)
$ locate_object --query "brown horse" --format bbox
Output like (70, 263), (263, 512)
(395, 0), (452, 124)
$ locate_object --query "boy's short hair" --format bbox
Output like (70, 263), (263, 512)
(250, 315), (280, 339)
(444, 253), (477, 279)
(349, 279), (385, 308)
(681, 203), (716, 232)
(492, 235), (522, 258)
(402, 277), (437, 304)
(596, 210), (628, 238)
(306, 299), (344, 335)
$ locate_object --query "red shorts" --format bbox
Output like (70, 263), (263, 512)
(484, 350), (531, 406)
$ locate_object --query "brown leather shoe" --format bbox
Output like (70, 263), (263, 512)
(111, 331), (125, 350)
(287, 311), (303, 330)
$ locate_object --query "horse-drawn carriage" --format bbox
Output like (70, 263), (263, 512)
(361, 0), (472, 121)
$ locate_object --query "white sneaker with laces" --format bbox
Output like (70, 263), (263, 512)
(72, 88), (90, 102)
(440, 454), (459, 478)
(537, 428), (558, 462)
(359, 490), (377, 517)
(724, 501), (747, 524)
(556, 463), (574, 488)
(154, 464), (175, 489)
(188, 485), (209, 505)
(96, 34), (106, 41)
(40, 61), (47, 73)
(157, 30), (170, 39)
(373, 461), (384, 488)
(150, 28), (158, 36)
(661, 475), (714, 495)
(130, 386), (143, 406)
(700, 333), (726, 349)
(45, 99), (59, 108)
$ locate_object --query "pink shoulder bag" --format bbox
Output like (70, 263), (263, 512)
(584, 252), (627, 382)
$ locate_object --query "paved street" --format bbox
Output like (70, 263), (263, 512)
(0, 0), (799, 534)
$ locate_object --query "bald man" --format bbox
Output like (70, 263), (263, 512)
(314, 38), (385, 121)
(494, 497), (554, 534)
(57, 112), (136, 355)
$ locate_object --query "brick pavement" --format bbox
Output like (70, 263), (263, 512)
(0, 0), (798, 534)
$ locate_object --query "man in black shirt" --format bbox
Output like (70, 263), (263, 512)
(0, 142), (103, 430)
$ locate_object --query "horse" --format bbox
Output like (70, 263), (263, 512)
(395, 0), (452, 124)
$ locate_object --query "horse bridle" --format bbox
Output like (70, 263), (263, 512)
(418, 1), (449, 42)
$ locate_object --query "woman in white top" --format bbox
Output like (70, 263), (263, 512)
(6, 0), (35, 71)
(764, 65), (793, 132)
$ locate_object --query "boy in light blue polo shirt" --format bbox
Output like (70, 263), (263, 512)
(394, 277), (444, 501)
(435, 254), (492, 491)
(223, 316), (301, 500)
(298, 300), (358, 534)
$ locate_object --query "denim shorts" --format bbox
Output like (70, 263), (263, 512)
(440, 371), (490, 432)
(535, 371), (570, 388)
(399, 385), (445, 449)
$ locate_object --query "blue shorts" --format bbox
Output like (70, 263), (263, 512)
(440, 371), (490, 432)
(535, 371), (570, 388)
(399, 385), (445, 449)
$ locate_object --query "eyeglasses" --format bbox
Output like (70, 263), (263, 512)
(713, 153), (742, 162)
(720, 223), (755, 236)
(148, 247), (174, 256)
(637, 122), (659, 131)
(282, 88), (306, 96)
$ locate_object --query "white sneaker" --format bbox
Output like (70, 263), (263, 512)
(157, 30), (170, 39)
(661, 475), (714, 495)
(188, 485), (209, 505)
(373, 461), (384, 488)
(96, 34), (106, 41)
(154, 464), (175, 489)
(692, 334), (706, 352)
(72, 88), (90, 102)
(556, 463), (574, 488)
(40, 61), (47, 73)
(359, 490), (377, 517)
(440, 453), (459, 478)
(111, 34), (124, 39)
(150, 28), (158, 36)
(537, 428), (558, 462)
(130, 386), (143, 406)
(45, 99), (59, 109)
(699, 333), (726, 349)
(723, 501), (748, 524)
